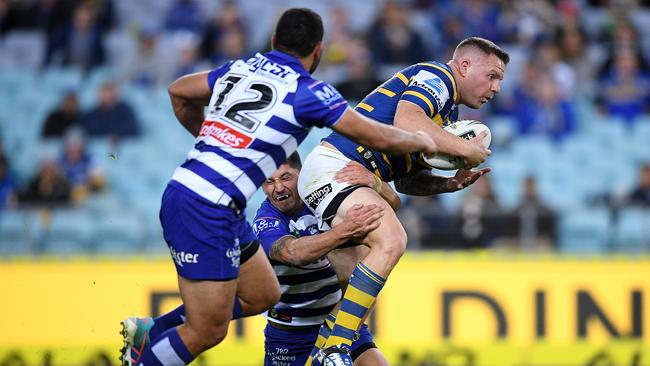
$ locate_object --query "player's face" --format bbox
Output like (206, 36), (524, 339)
(262, 164), (303, 215)
(462, 53), (505, 109)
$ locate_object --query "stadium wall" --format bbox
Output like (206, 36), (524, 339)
(2, 254), (649, 366)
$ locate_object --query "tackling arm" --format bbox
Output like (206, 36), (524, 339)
(269, 204), (384, 266)
(168, 71), (213, 137)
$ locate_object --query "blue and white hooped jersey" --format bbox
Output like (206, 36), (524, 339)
(169, 50), (349, 210)
(323, 61), (459, 182)
(253, 200), (341, 326)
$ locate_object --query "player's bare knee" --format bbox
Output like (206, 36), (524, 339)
(376, 231), (407, 261)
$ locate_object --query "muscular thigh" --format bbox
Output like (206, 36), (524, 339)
(331, 187), (406, 248)
(178, 275), (237, 329)
(237, 244), (279, 304)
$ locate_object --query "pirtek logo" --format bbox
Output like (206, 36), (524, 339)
(304, 184), (332, 211)
(199, 120), (253, 148)
(169, 247), (199, 268)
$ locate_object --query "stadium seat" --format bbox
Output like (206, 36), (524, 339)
(92, 211), (146, 254)
(612, 208), (650, 252)
(0, 211), (31, 255)
(41, 209), (95, 255)
(0, 31), (45, 72)
(558, 208), (612, 253)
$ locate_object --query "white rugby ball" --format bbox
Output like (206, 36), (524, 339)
(424, 120), (491, 170)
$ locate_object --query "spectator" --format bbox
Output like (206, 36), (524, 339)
(45, 2), (106, 72)
(458, 174), (502, 248)
(0, 0), (38, 34)
(334, 38), (381, 103)
(123, 26), (171, 89)
(515, 176), (556, 250)
(626, 164), (650, 206)
(596, 47), (650, 123)
(164, 0), (201, 34)
(58, 129), (105, 202)
(81, 82), (140, 139)
(511, 60), (576, 141)
(20, 157), (71, 207)
(173, 39), (207, 79)
(41, 90), (80, 138)
(0, 156), (17, 210)
(199, 0), (247, 64)
(367, 0), (430, 69)
(556, 24), (595, 97)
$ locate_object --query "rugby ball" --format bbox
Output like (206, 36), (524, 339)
(424, 120), (491, 170)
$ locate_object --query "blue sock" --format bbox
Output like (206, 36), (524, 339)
(138, 327), (194, 366)
(151, 305), (186, 340)
(150, 297), (242, 340)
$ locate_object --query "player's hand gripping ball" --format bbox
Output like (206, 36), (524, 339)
(424, 120), (491, 170)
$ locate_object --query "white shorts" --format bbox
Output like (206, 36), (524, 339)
(297, 145), (364, 230)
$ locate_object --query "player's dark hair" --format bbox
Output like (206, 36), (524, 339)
(286, 152), (302, 170)
(272, 8), (324, 58)
(456, 37), (510, 65)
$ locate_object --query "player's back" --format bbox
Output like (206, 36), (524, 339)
(168, 51), (348, 210)
(323, 61), (459, 181)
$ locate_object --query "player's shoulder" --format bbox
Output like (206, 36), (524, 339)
(252, 200), (286, 234)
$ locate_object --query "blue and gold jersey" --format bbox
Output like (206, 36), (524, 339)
(323, 61), (460, 182)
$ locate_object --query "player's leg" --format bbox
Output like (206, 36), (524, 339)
(350, 324), (388, 366)
(236, 220), (281, 316)
(135, 187), (244, 366)
(323, 188), (407, 357)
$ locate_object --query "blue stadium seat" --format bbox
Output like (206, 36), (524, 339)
(558, 208), (612, 253)
(612, 208), (650, 252)
(0, 211), (31, 255)
(42, 209), (95, 255)
(92, 211), (146, 254)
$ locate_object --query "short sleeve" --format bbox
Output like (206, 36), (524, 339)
(294, 80), (349, 128)
(401, 69), (451, 118)
(207, 61), (235, 90)
(252, 214), (291, 255)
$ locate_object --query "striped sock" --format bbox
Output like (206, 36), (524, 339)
(138, 327), (194, 366)
(324, 263), (385, 348)
(305, 313), (336, 365)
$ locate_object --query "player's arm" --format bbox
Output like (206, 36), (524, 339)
(394, 167), (491, 196)
(333, 109), (437, 156)
(394, 100), (489, 168)
(270, 204), (384, 266)
(168, 71), (212, 137)
(334, 161), (401, 211)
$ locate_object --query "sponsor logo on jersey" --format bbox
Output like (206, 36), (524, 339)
(245, 54), (294, 80)
(253, 217), (282, 234)
(424, 77), (445, 95)
(199, 120), (253, 148)
(411, 71), (449, 111)
(311, 84), (344, 106)
(304, 183), (333, 211)
(169, 247), (199, 268)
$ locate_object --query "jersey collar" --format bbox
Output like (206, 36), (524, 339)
(264, 50), (311, 77)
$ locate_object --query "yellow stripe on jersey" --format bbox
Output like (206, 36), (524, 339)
(345, 285), (376, 305)
(395, 72), (409, 85)
(418, 63), (458, 103)
(380, 153), (393, 178)
(377, 87), (396, 97)
(403, 91), (434, 117)
(433, 114), (444, 126)
(357, 102), (374, 112)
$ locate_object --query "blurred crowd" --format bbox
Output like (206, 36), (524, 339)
(1, 0), (650, 255)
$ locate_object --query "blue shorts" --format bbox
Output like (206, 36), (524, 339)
(159, 184), (256, 280)
(263, 323), (376, 366)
